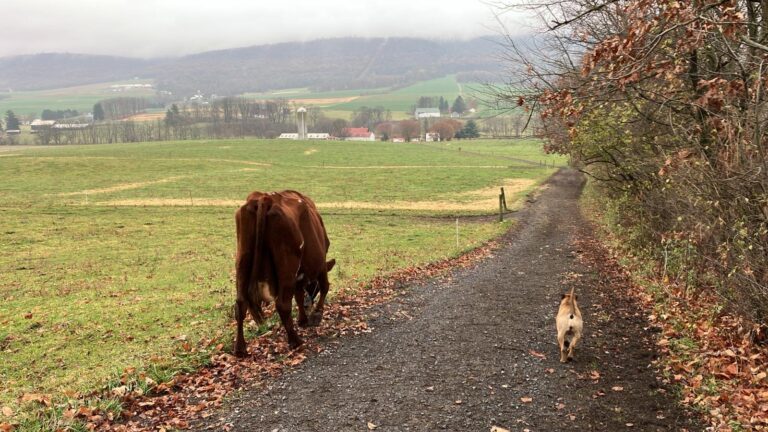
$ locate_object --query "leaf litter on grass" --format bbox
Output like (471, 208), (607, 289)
(573, 228), (768, 430)
(4, 238), (501, 431)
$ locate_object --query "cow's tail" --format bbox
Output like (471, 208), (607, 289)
(248, 196), (271, 323)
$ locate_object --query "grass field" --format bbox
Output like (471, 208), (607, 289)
(244, 75), (473, 118)
(0, 80), (156, 118)
(0, 138), (565, 415)
(0, 75), (475, 127)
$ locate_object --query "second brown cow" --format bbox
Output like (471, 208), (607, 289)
(234, 190), (335, 357)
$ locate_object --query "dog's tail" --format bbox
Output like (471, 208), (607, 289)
(567, 287), (576, 318)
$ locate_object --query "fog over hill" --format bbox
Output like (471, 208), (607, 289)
(0, 37), (504, 96)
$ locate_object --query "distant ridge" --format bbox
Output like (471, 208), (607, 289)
(0, 37), (503, 96)
(0, 53), (156, 91)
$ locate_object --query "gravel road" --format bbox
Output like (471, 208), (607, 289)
(196, 168), (701, 432)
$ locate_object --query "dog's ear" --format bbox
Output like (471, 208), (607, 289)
(561, 293), (566, 299)
(575, 295), (578, 301)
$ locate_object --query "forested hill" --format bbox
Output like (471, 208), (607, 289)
(152, 37), (502, 95)
(0, 53), (155, 91)
(0, 37), (502, 95)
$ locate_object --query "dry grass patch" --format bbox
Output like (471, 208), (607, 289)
(123, 112), (166, 122)
(305, 164), (510, 169)
(320, 178), (535, 211)
(289, 96), (359, 105)
(456, 178), (536, 200)
(97, 198), (242, 207)
(59, 176), (187, 196)
(96, 179), (537, 211)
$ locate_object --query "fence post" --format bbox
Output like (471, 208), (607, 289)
(455, 218), (459, 248)
(500, 187), (507, 210)
(499, 194), (504, 222)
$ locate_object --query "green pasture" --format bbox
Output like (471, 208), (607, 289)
(0, 80), (155, 118)
(331, 75), (467, 112)
(245, 75), (475, 118)
(244, 86), (391, 101)
(422, 139), (566, 165)
(0, 138), (564, 412)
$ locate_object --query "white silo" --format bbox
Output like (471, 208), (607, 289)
(297, 107), (308, 140)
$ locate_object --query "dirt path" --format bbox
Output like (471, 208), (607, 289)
(196, 169), (700, 431)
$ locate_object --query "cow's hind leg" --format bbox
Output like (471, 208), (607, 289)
(234, 300), (248, 357)
(276, 281), (303, 349)
(308, 271), (330, 327)
(295, 280), (309, 328)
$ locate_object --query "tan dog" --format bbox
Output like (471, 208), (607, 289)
(556, 287), (583, 363)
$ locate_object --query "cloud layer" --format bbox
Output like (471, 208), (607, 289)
(0, 0), (532, 58)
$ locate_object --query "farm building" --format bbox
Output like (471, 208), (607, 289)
(278, 133), (330, 140)
(425, 132), (440, 142)
(5, 129), (21, 135)
(342, 128), (375, 141)
(30, 119), (56, 133)
(414, 108), (440, 119)
(52, 123), (91, 130)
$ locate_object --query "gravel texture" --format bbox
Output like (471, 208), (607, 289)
(196, 168), (701, 432)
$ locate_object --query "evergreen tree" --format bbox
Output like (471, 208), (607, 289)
(4, 110), (20, 130)
(438, 96), (449, 114)
(462, 119), (480, 138)
(165, 104), (182, 126)
(451, 96), (467, 114)
(93, 103), (105, 121)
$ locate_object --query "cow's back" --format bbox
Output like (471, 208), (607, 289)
(279, 190), (330, 277)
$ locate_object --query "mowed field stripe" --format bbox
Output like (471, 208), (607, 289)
(19, 155), (271, 166)
(59, 176), (188, 196)
(301, 165), (511, 169)
(95, 179), (536, 211)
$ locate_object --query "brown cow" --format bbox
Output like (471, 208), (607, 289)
(234, 190), (335, 357)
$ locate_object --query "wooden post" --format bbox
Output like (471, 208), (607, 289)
(189, 190), (193, 206)
(500, 187), (507, 210)
(499, 194), (504, 222)
(455, 218), (459, 248)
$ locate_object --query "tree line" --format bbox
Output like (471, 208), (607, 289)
(412, 95), (470, 115)
(495, 0), (768, 322)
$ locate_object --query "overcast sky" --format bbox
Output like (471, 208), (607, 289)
(0, 0), (534, 58)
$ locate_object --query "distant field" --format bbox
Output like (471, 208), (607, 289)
(0, 80), (156, 117)
(0, 75), (476, 124)
(0, 138), (565, 411)
(331, 75), (468, 112)
(244, 86), (391, 101)
(245, 75), (476, 118)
